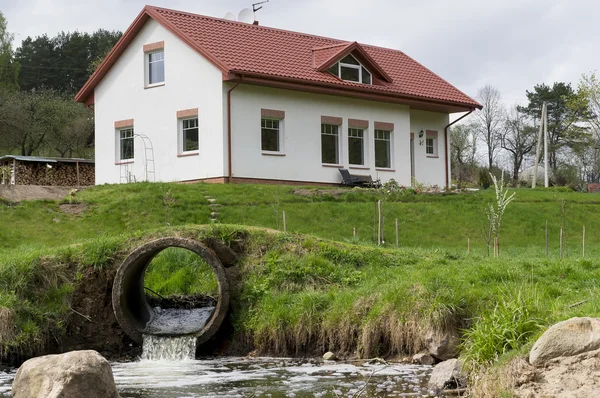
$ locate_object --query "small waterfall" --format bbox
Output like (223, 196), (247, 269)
(141, 335), (197, 361)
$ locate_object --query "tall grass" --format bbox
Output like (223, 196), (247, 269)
(144, 247), (218, 297)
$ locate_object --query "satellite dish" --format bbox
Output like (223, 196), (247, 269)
(238, 8), (255, 24)
(224, 12), (236, 21)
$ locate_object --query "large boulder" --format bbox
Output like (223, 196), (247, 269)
(12, 350), (119, 398)
(428, 358), (466, 391)
(529, 317), (600, 367)
(425, 328), (461, 361)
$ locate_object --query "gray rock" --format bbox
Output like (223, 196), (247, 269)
(323, 351), (336, 361)
(412, 352), (435, 366)
(529, 317), (600, 367)
(427, 358), (466, 391)
(425, 328), (461, 361)
(12, 350), (120, 398)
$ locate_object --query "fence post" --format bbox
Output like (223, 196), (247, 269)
(377, 200), (382, 246)
(395, 218), (399, 249)
(583, 225), (586, 258)
(283, 211), (287, 232)
(545, 220), (549, 257)
(560, 228), (563, 258)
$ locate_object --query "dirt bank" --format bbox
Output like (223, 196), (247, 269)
(0, 185), (85, 202)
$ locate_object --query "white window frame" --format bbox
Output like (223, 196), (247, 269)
(117, 128), (134, 162)
(348, 128), (366, 166)
(374, 129), (392, 169)
(328, 54), (372, 85)
(426, 131), (438, 157)
(145, 50), (165, 87)
(321, 123), (340, 165)
(179, 117), (199, 154)
(261, 118), (285, 154)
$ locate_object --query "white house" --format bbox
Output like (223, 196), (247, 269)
(75, 6), (481, 187)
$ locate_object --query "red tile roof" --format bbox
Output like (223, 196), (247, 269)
(75, 6), (481, 111)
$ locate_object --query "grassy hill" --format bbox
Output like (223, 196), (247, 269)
(1, 182), (599, 257)
(0, 225), (598, 368)
(1, 183), (600, 395)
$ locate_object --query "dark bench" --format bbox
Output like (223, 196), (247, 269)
(338, 169), (381, 188)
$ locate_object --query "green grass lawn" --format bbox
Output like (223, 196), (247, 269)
(1, 182), (599, 258)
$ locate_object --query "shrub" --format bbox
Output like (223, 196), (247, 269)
(478, 170), (491, 189)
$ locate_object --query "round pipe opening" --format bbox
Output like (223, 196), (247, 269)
(112, 237), (230, 345)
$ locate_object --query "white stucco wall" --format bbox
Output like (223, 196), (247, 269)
(93, 19), (225, 185)
(228, 84), (412, 185)
(228, 84), (450, 186)
(410, 110), (450, 187)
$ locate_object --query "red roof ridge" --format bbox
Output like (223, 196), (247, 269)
(147, 5), (344, 44)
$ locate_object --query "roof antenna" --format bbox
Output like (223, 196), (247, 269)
(253, 1), (269, 14)
(252, 0), (269, 25)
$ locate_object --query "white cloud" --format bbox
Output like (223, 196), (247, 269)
(3, 0), (599, 107)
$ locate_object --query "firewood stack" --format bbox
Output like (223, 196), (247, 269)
(14, 161), (94, 186)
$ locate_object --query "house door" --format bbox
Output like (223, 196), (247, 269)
(410, 133), (415, 183)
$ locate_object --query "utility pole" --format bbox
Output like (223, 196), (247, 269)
(532, 102), (548, 188)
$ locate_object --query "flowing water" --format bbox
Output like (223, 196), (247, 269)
(0, 322), (438, 396)
(0, 357), (437, 397)
(141, 335), (197, 361)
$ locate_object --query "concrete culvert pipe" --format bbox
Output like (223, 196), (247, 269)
(112, 237), (230, 346)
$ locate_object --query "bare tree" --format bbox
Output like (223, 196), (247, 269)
(501, 105), (537, 180)
(474, 85), (505, 169)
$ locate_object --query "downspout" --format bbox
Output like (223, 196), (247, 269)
(444, 109), (474, 189)
(227, 77), (243, 183)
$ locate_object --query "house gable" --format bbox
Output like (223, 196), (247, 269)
(76, 6), (481, 113)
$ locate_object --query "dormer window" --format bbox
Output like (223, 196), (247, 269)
(327, 54), (372, 84)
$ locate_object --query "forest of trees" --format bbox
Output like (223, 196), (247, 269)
(0, 10), (121, 158)
(451, 77), (600, 190)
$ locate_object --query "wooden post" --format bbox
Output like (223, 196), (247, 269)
(395, 218), (399, 249)
(468, 238), (470, 254)
(583, 225), (586, 258)
(353, 227), (356, 238)
(560, 228), (563, 258)
(282, 211), (287, 232)
(76, 161), (80, 188)
(377, 200), (381, 246)
(545, 220), (549, 257)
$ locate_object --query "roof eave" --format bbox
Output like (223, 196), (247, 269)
(226, 72), (480, 113)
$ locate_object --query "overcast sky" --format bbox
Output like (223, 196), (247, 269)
(2, 0), (599, 108)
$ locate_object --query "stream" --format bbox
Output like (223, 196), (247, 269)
(0, 357), (436, 397)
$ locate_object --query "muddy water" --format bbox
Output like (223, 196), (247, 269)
(0, 357), (436, 397)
